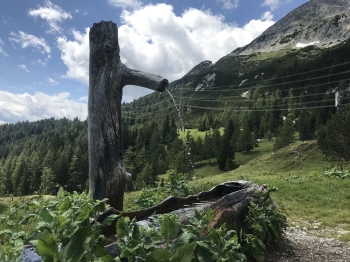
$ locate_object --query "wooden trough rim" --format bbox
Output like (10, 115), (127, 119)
(97, 180), (262, 224)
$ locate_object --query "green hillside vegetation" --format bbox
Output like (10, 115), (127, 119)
(1, 37), (350, 257)
(124, 139), (350, 242)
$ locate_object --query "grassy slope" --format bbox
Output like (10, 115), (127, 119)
(191, 140), (350, 241)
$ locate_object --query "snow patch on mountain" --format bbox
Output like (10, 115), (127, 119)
(296, 41), (320, 48)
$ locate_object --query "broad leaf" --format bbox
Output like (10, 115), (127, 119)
(75, 203), (90, 222)
(170, 242), (196, 262)
(196, 244), (214, 262)
(39, 208), (55, 227)
(101, 214), (118, 227)
(37, 230), (59, 262)
(170, 232), (191, 252)
(160, 214), (178, 239)
(57, 187), (65, 198)
(145, 249), (171, 262)
(60, 226), (91, 262)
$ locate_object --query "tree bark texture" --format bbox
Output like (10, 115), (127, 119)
(88, 21), (168, 211)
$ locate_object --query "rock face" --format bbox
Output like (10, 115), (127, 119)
(232, 0), (350, 55)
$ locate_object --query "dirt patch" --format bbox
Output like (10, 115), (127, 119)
(265, 227), (350, 261)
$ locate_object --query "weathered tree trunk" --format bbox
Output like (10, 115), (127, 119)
(88, 21), (168, 211)
(97, 180), (271, 236)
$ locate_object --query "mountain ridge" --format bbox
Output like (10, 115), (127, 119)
(230, 0), (350, 56)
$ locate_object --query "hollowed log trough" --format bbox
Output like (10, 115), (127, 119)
(98, 180), (273, 237)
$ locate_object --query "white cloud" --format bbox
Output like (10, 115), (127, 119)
(47, 77), (59, 85)
(0, 91), (87, 122)
(79, 96), (88, 102)
(0, 120), (7, 125)
(108, 0), (142, 9)
(19, 64), (30, 73)
(28, 0), (72, 34)
(217, 0), (239, 10)
(261, 11), (274, 21)
(56, 4), (274, 100)
(75, 9), (79, 14)
(262, 0), (280, 10)
(36, 59), (47, 66)
(57, 28), (89, 84)
(9, 31), (51, 55)
(0, 38), (8, 57)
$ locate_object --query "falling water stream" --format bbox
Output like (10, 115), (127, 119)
(166, 89), (184, 131)
(166, 89), (195, 175)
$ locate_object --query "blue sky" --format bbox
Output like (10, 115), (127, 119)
(0, 0), (308, 123)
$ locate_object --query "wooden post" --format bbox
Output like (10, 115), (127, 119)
(88, 21), (168, 211)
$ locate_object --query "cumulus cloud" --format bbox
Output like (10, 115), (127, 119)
(108, 0), (142, 9)
(56, 4), (274, 100)
(217, 0), (239, 10)
(19, 64), (30, 73)
(0, 91), (87, 122)
(47, 77), (59, 85)
(262, 0), (280, 10)
(261, 11), (274, 21)
(9, 31), (51, 56)
(0, 38), (8, 57)
(28, 0), (72, 34)
(57, 28), (89, 84)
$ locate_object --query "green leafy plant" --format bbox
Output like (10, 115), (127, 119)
(0, 195), (43, 261)
(324, 168), (350, 179)
(241, 190), (287, 262)
(0, 188), (118, 262)
(134, 188), (163, 209)
(184, 208), (246, 262)
(30, 187), (117, 262)
(165, 171), (191, 197)
(116, 213), (196, 262)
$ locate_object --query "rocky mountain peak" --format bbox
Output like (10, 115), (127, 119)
(231, 0), (350, 55)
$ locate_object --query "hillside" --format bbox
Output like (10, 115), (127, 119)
(122, 37), (350, 130)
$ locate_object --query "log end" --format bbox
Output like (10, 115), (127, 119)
(157, 79), (169, 92)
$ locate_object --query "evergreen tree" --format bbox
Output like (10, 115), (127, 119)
(0, 167), (6, 195)
(274, 118), (294, 151)
(217, 119), (235, 170)
(135, 162), (153, 189)
(297, 111), (315, 141)
(12, 153), (27, 196)
(161, 115), (170, 144)
(28, 151), (42, 192)
(237, 120), (255, 152)
(69, 145), (86, 191)
(225, 157), (234, 172)
(203, 130), (214, 163)
(56, 151), (69, 187)
(41, 167), (56, 195)
(317, 104), (350, 163)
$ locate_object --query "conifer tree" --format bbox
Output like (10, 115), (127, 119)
(203, 130), (214, 163)
(237, 119), (255, 152)
(217, 119), (235, 170)
(274, 118), (294, 151)
(317, 104), (350, 163)
(0, 168), (5, 195)
(41, 167), (56, 195)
